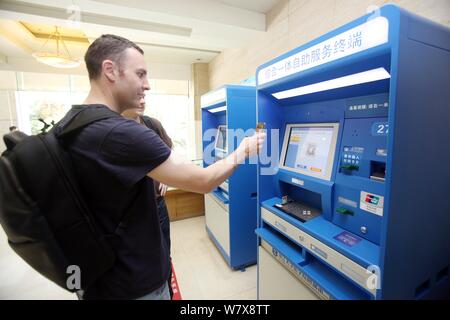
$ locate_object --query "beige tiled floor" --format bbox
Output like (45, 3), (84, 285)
(0, 225), (76, 300)
(0, 215), (257, 300)
(171, 216), (257, 300)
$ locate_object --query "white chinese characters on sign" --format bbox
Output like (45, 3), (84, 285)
(258, 17), (389, 85)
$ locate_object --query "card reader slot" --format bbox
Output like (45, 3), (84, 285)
(370, 161), (386, 182)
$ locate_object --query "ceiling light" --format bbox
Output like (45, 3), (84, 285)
(208, 106), (227, 113)
(272, 68), (391, 99)
(32, 27), (81, 68)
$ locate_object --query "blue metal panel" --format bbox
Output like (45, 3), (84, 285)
(227, 86), (258, 269)
(332, 116), (388, 244)
(379, 8), (450, 299)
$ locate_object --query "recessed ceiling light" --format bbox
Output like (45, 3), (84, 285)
(272, 68), (391, 99)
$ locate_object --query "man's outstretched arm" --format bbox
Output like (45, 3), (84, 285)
(148, 132), (265, 194)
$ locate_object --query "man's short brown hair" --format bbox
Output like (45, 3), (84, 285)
(84, 34), (144, 80)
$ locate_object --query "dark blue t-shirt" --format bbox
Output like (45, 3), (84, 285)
(67, 105), (171, 299)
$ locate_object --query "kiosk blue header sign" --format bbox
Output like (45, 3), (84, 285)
(258, 16), (389, 86)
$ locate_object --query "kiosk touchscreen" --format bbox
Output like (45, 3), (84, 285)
(215, 125), (227, 154)
(281, 123), (339, 181)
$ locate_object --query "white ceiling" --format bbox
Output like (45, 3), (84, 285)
(0, 0), (281, 78)
(210, 0), (281, 14)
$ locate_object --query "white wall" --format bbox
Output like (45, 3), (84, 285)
(208, 0), (450, 89)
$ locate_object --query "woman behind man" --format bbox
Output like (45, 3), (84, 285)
(122, 98), (174, 298)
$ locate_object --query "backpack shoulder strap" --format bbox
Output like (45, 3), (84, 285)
(55, 106), (136, 243)
(58, 106), (119, 138)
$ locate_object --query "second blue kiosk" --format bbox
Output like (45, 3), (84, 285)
(201, 85), (257, 270)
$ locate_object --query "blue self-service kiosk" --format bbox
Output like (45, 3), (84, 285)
(255, 4), (450, 299)
(201, 85), (257, 270)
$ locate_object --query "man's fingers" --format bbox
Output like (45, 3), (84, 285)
(256, 132), (266, 154)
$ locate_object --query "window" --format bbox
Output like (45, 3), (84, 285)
(144, 90), (194, 160)
(16, 91), (71, 135)
(14, 72), (88, 135)
(10, 72), (196, 160)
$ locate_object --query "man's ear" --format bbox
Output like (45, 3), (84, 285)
(102, 59), (117, 83)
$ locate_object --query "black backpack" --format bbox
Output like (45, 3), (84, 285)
(0, 105), (129, 292)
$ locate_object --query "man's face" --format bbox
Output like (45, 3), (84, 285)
(113, 48), (150, 113)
